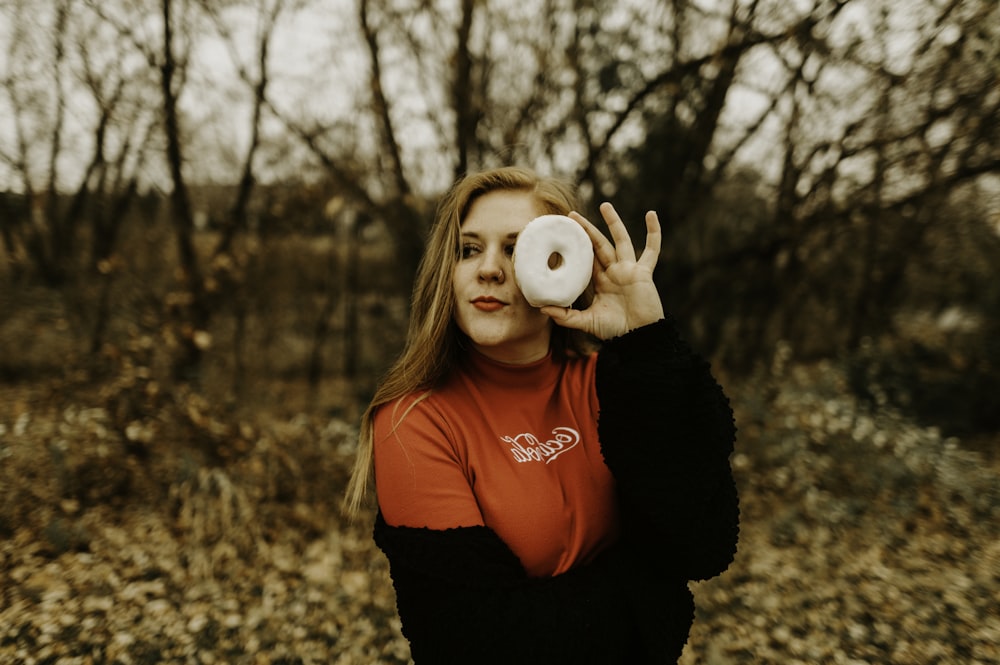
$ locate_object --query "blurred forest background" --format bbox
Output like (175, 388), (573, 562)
(1, 0), (998, 663)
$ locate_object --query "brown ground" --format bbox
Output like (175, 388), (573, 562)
(1, 358), (998, 664)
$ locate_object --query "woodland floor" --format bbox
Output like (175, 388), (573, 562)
(1, 358), (998, 665)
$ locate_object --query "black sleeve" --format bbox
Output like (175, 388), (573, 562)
(596, 316), (740, 581)
(373, 513), (694, 665)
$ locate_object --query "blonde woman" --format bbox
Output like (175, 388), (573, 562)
(345, 166), (739, 664)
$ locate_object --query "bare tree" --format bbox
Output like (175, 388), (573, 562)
(0, 0), (83, 285)
(151, 0), (214, 380)
(192, 0), (296, 392)
(760, 0), (1000, 350)
(0, 0), (156, 298)
(83, 0), (298, 381)
(614, 0), (1000, 364)
(197, 0), (292, 258)
(5, 0), (994, 390)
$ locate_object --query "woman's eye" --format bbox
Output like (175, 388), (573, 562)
(461, 244), (480, 259)
(504, 244), (515, 257)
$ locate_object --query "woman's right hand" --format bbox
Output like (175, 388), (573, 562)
(542, 202), (665, 340)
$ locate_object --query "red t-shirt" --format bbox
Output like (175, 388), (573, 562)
(373, 349), (620, 577)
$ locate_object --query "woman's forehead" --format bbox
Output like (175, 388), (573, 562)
(461, 190), (542, 234)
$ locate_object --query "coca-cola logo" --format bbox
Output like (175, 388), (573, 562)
(501, 427), (581, 464)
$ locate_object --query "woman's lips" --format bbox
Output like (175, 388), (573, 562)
(472, 297), (505, 312)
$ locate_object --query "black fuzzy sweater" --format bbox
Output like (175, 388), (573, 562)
(373, 317), (740, 664)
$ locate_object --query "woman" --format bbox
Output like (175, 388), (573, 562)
(344, 166), (739, 664)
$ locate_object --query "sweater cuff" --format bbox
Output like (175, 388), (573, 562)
(601, 315), (688, 359)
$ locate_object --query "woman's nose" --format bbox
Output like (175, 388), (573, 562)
(478, 248), (506, 283)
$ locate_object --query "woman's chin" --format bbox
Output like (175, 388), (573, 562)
(467, 332), (551, 364)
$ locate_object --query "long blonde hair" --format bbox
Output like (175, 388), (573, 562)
(343, 166), (597, 516)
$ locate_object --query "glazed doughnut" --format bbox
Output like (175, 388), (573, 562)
(514, 214), (594, 307)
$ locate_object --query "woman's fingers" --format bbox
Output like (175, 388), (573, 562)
(570, 204), (660, 271)
(598, 202), (637, 263)
(638, 210), (662, 271)
(568, 211), (616, 268)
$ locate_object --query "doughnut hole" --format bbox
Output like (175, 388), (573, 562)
(548, 252), (564, 270)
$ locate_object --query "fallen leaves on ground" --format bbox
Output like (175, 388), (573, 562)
(1, 355), (998, 664)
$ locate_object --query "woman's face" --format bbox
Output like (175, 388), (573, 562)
(452, 189), (553, 364)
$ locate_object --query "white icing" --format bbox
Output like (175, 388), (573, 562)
(514, 214), (594, 307)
